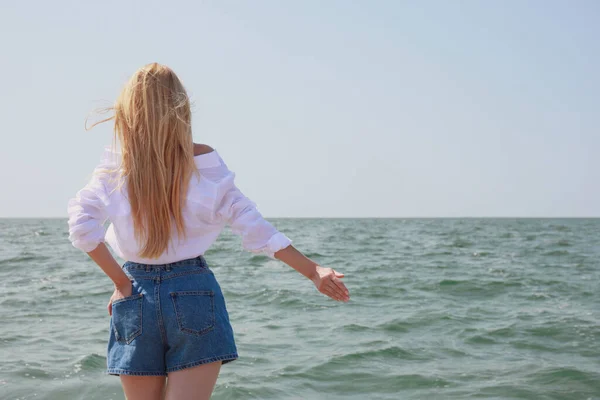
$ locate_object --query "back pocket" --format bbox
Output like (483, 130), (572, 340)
(112, 293), (143, 344)
(170, 291), (215, 336)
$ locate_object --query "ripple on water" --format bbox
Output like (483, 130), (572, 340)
(13, 366), (53, 380)
(0, 253), (50, 266)
(74, 353), (106, 372)
(318, 346), (429, 365)
(432, 279), (524, 297)
(544, 250), (570, 257)
(341, 323), (371, 333)
(448, 238), (474, 248)
(526, 366), (600, 392)
(377, 319), (412, 333)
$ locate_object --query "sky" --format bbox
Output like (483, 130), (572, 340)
(0, 0), (598, 218)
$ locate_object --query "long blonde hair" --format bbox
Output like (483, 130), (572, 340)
(89, 63), (197, 258)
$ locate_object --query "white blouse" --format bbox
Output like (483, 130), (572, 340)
(67, 148), (291, 264)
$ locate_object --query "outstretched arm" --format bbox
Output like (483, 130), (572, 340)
(202, 149), (350, 302)
(275, 245), (350, 302)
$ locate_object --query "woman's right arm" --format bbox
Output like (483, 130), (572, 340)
(205, 152), (350, 302)
(275, 245), (350, 302)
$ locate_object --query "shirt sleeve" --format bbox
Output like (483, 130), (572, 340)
(67, 164), (110, 252)
(202, 154), (292, 258)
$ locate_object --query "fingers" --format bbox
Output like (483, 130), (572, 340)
(316, 267), (350, 302)
(328, 270), (349, 299)
(323, 287), (346, 302)
(328, 281), (349, 302)
(322, 278), (350, 302)
(331, 276), (349, 296)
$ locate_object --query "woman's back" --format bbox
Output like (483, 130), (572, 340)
(68, 144), (291, 264)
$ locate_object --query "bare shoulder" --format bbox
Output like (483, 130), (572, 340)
(193, 143), (214, 156)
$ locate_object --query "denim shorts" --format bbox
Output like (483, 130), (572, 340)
(107, 256), (238, 376)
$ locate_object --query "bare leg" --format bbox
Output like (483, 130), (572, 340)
(120, 375), (166, 400)
(165, 361), (222, 400)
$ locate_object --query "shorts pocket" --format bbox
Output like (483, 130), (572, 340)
(111, 293), (143, 344)
(170, 291), (215, 336)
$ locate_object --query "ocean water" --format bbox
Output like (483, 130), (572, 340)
(1, 218), (599, 400)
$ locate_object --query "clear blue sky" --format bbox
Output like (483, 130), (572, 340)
(1, 0), (598, 218)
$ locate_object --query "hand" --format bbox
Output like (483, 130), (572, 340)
(312, 265), (350, 302)
(107, 282), (133, 316)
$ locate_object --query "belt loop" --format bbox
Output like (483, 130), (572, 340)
(145, 265), (151, 273)
(166, 265), (171, 272)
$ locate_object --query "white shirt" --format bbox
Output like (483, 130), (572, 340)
(67, 148), (291, 264)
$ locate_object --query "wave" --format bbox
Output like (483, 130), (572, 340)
(72, 353), (106, 372)
(543, 250), (570, 256)
(377, 319), (412, 333)
(297, 346), (430, 376)
(550, 225), (571, 232)
(342, 323), (371, 332)
(335, 346), (427, 363)
(0, 253), (50, 266)
(526, 366), (600, 387)
(449, 238), (473, 248)
(422, 251), (454, 257)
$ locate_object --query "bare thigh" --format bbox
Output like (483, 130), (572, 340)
(120, 375), (166, 400)
(165, 361), (222, 400)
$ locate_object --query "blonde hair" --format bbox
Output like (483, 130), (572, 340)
(88, 63), (196, 258)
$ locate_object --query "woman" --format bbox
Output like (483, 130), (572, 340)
(67, 63), (350, 400)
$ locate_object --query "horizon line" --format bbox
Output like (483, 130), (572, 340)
(1, 216), (599, 220)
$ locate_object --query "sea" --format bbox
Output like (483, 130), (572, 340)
(0, 218), (599, 400)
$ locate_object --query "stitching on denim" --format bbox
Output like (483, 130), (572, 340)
(170, 291), (215, 337)
(123, 256), (208, 270)
(122, 275), (158, 281)
(173, 291), (214, 296)
(124, 266), (210, 281)
(129, 297), (143, 344)
(112, 294), (143, 344)
(111, 316), (120, 342)
(106, 369), (168, 376)
(166, 353), (239, 373)
(111, 293), (143, 305)
(155, 278), (167, 347)
(161, 269), (211, 280)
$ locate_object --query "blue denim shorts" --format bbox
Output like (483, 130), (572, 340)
(107, 256), (238, 376)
